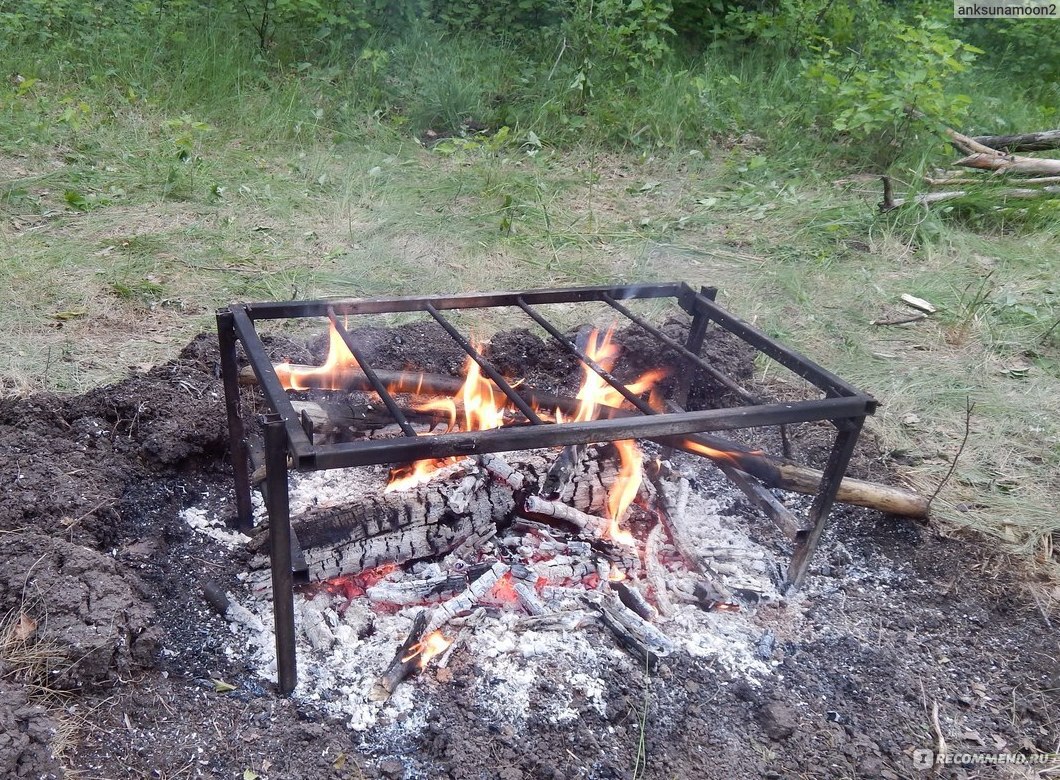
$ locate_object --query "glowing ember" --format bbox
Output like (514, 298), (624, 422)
(608, 568), (627, 583)
(401, 630), (452, 669)
(385, 458), (455, 493)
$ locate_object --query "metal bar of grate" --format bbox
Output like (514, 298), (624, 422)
(685, 288), (867, 400)
(424, 303), (544, 425)
(516, 298), (657, 416)
(306, 396), (872, 469)
(230, 305), (314, 461)
(600, 292), (759, 405)
(327, 307), (417, 437)
(247, 283), (684, 320)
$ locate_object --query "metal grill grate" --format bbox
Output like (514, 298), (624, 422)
(217, 282), (876, 693)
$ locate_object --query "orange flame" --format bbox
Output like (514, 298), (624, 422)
(568, 328), (660, 548)
(275, 321), (358, 391)
(402, 630), (453, 669)
(683, 439), (760, 468)
(606, 439), (641, 547)
(385, 458), (455, 493)
(461, 356), (506, 432)
(386, 347), (507, 492)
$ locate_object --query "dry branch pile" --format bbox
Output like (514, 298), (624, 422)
(880, 128), (1060, 210)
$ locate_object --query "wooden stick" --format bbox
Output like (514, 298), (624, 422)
(373, 610), (428, 700)
(948, 129), (1060, 176)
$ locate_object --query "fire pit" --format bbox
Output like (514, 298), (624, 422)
(216, 282), (877, 695)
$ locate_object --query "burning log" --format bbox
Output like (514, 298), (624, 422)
(241, 367), (929, 518)
(282, 467), (507, 580)
(425, 561), (510, 634)
(533, 556), (598, 585)
(610, 580), (659, 622)
(512, 578), (547, 616)
(480, 453), (529, 491)
(650, 471), (734, 604)
(373, 610), (428, 700)
(644, 523), (675, 617)
(523, 494), (604, 534)
(366, 569), (484, 606)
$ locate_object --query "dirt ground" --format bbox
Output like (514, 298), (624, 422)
(0, 322), (1057, 780)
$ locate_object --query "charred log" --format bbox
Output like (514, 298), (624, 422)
(283, 467), (508, 580)
(373, 610), (428, 700)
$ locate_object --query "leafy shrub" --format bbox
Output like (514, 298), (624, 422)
(803, 15), (980, 156)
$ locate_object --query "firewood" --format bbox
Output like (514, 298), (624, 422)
(424, 561), (510, 634)
(540, 444), (586, 498)
(288, 466), (507, 580)
(650, 471), (734, 604)
(610, 580), (659, 622)
(583, 591), (674, 666)
(373, 610), (427, 700)
(242, 366), (930, 518)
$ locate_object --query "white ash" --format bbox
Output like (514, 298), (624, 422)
(194, 455), (792, 743)
(181, 501), (249, 549)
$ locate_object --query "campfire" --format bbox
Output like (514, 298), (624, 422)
(215, 283), (888, 697)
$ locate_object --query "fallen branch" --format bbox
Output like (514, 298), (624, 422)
(949, 129), (1060, 176)
(966, 129), (1060, 153)
(881, 186), (1060, 211)
(925, 174), (1060, 187)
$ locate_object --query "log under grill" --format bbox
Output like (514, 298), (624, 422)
(217, 282), (878, 695)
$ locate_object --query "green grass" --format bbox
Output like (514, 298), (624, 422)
(1, 20), (1057, 572)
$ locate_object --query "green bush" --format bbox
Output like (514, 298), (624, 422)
(804, 16), (980, 150)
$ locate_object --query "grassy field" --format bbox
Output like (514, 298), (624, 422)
(2, 25), (1058, 586)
